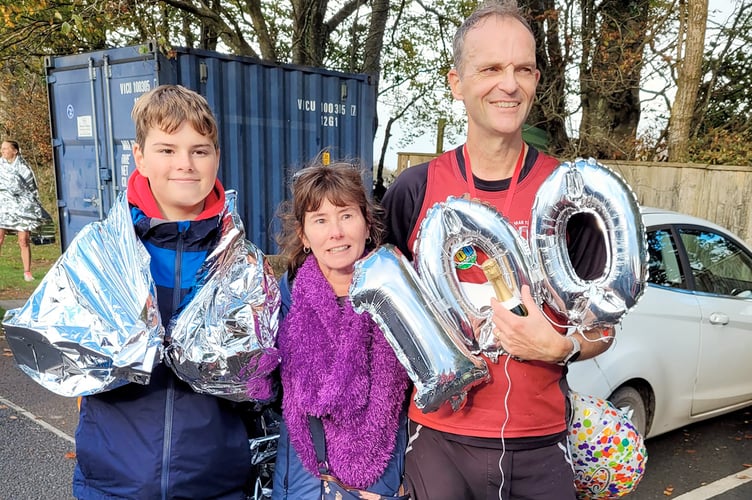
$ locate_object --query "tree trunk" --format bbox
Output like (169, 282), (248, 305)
(362, 0), (389, 77)
(579, 0), (649, 159)
(199, 0), (220, 51)
(522, 0), (570, 155)
(246, 0), (279, 61)
(291, 0), (328, 66)
(668, 0), (708, 162)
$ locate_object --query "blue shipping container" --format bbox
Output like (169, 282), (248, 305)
(45, 41), (376, 253)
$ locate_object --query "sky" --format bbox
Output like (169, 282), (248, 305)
(373, 0), (741, 172)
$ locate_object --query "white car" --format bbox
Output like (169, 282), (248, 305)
(567, 206), (752, 438)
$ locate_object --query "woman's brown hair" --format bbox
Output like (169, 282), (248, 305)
(276, 160), (385, 278)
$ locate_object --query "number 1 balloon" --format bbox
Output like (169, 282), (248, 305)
(349, 245), (489, 413)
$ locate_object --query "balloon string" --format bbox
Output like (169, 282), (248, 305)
(497, 354), (513, 500)
(540, 308), (616, 343)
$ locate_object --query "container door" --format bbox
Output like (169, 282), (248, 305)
(46, 45), (157, 250)
(46, 57), (106, 249)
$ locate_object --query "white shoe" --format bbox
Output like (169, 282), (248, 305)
(24, 272), (34, 282)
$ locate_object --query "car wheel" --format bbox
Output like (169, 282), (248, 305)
(609, 386), (647, 436)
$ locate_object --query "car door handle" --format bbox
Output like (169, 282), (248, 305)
(709, 312), (729, 325)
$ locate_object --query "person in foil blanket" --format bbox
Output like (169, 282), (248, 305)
(0, 139), (45, 281)
(73, 84), (259, 499)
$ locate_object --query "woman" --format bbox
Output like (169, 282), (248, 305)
(270, 161), (410, 499)
(0, 140), (45, 281)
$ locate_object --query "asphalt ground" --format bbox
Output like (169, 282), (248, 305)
(0, 401), (75, 499)
(1, 299), (77, 500)
(2, 298), (751, 499)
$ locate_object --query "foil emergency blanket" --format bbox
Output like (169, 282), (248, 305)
(2, 191), (280, 402)
(165, 191), (280, 402)
(2, 192), (162, 396)
(0, 156), (45, 231)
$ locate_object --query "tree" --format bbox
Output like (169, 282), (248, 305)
(0, 58), (55, 208)
(0, 0), (118, 57)
(686, 2), (752, 164)
(522, 0), (570, 155)
(578, 0), (650, 159)
(373, 0), (467, 189)
(4, 0), (752, 181)
(667, 0), (708, 162)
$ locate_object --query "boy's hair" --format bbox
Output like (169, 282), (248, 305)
(131, 85), (219, 150)
(453, 0), (536, 75)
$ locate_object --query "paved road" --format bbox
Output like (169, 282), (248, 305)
(0, 402), (76, 500)
(1, 330), (77, 499)
(628, 407), (752, 499)
(2, 297), (751, 499)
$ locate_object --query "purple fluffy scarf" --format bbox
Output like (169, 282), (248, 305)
(278, 254), (409, 488)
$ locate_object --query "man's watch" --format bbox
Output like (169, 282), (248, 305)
(558, 336), (581, 366)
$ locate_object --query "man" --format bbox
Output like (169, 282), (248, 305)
(381, 1), (613, 498)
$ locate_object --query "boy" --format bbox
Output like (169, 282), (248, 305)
(73, 85), (253, 499)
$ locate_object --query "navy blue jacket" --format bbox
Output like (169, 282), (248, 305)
(72, 206), (251, 499)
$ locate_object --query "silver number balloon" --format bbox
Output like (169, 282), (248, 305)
(414, 196), (543, 360)
(530, 158), (648, 329)
(349, 245), (489, 413)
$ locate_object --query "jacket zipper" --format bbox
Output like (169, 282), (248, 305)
(160, 227), (186, 499)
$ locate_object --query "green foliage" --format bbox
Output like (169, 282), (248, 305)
(0, 58), (56, 215)
(522, 125), (551, 152)
(686, 4), (752, 164)
(0, 233), (61, 300)
(3, 0), (752, 171)
(0, 0), (126, 58)
(687, 128), (752, 165)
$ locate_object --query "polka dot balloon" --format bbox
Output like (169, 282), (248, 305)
(568, 391), (648, 498)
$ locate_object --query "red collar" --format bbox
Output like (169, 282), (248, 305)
(126, 170), (225, 220)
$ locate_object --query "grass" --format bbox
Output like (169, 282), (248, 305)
(0, 234), (61, 300)
(266, 254), (288, 279)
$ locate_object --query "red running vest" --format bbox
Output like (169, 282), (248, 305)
(406, 147), (568, 439)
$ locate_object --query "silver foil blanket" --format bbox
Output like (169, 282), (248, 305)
(164, 191), (280, 402)
(3, 190), (280, 402)
(0, 157), (45, 231)
(2, 192), (162, 396)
